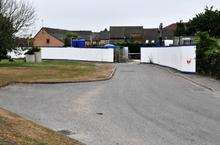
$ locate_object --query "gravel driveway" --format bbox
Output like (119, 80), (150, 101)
(0, 64), (220, 145)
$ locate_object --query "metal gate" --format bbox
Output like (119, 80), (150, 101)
(128, 45), (141, 60)
(114, 47), (141, 62)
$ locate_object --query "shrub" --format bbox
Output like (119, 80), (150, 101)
(127, 43), (140, 53)
(25, 47), (41, 55)
(213, 52), (220, 79)
(64, 33), (78, 47)
(196, 32), (220, 78)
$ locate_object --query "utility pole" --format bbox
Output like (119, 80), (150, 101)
(159, 23), (163, 46)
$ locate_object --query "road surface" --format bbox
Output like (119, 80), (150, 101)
(0, 64), (220, 145)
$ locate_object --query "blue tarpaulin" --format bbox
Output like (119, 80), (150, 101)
(104, 44), (117, 48)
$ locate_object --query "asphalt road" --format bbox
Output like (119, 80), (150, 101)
(0, 64), (220, 145)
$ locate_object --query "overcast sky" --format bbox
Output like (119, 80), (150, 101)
(26, 0), (220, 35)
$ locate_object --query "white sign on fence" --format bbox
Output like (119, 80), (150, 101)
(141, 46), (196, 73)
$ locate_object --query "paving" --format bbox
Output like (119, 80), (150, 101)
(0, 64), (220, 145)
(182, 73), (220, 91)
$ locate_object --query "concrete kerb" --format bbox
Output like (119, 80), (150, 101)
(175, 74), (215, 92)
(1, 63), (214, 92)
(0, 82), (12, 89)
(147, 64), (215, 92)
(0, 65), (117, 88)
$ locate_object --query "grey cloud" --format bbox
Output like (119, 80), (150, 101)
(24, 0), (220, 34)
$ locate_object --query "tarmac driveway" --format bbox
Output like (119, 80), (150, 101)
(0, 64), (220, 145)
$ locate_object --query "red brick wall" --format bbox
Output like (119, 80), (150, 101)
(33, 29), (64, 47)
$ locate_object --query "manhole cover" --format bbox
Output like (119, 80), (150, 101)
(96, 113), (103, 115)
(57, 130), (74, 136)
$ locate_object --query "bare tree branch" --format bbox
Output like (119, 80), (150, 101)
(0, 0), (36, 33)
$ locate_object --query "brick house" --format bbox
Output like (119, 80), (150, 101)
(15, 37), (33, 47)
(144, 24), (196, 46)
(143, 28), (159, 43)
(110, 26), (144, 44)
(33, 27), (92, 47)
(92, 29), (110, 46)
(143, 27), (175, 44)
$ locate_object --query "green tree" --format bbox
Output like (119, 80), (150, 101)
(196, 32), (220, 76)
(174, 21), (187, 45)
(0, 0), (36, 60)
(174, 21), (186, 37)
(0, 0), (36, 33)
(0, 14), (14, 60)
(64, 32), (78, 47)
(189, 6), (220, 37)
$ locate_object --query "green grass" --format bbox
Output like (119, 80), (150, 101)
(0, 59), (93, 67)
(0, 59), (113, 86)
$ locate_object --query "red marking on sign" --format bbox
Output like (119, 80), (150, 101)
(187, 59), (192, 64)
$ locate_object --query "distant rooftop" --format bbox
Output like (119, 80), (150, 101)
(41, 27), (92, 41)
(110, 26), (144, 39)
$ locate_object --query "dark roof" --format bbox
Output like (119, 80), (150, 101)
(15, 37), (33, 47)
(163, 29), (175, 39)
(92, 32), (100, 41)
(164, 22), (188, 31)
(164, 23), (177, 31)
(99, 29), (109, 40)
(163, 23), (177, 39)
(42, 27), (92, 41)
(110, 26), (144, 39)
(143, 28), (159, 41)
(92, 29), (109, 40)
(144, 27), (175, 41)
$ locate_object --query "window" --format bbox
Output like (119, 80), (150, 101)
(46, 39), (50, 44)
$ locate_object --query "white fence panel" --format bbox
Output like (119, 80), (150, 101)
(41, 47), (114, 62)
(181, 46), (196, 72)
(141, 46), (196, 73)
(9, 47), (114, 62)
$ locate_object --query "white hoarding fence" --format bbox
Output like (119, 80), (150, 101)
(141, 46), (196, 73)
(8, 48), (28, 59)
(123, 47), (129, 60)
(41, 47), (114, 62)
(10, 47), (114, 63)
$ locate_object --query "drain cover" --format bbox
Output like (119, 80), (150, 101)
(57, 130), (74, 136)
(96, 113), (103, 115)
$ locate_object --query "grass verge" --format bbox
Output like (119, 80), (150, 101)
(0, 108), (84, 145)
(0, 60), (114, 86)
